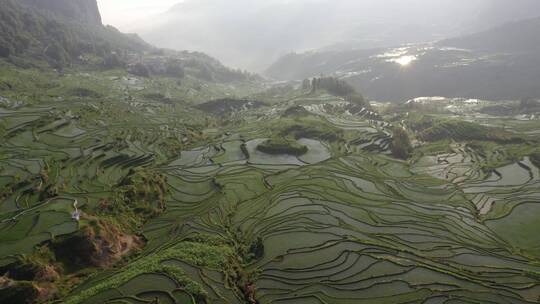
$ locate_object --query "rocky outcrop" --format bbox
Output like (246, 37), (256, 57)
(19, 0), (102, 25)
(52, 219), (144, 268)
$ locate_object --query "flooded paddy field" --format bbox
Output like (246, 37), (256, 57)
(1, 92), (540, 304)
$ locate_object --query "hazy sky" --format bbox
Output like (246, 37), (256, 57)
(97, 0), (182, 30)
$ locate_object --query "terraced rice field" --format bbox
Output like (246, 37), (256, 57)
(1, 94), (540, 303)
(75, 146), (540, 303)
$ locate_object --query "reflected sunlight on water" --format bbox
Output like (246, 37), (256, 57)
(390, 55), (417, 66)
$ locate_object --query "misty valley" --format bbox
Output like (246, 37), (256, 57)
(1, 0), (540, 304)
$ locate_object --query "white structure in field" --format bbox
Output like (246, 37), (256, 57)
(72, 200), (81, 221)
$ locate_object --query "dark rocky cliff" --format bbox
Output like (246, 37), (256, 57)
(19, 0), (102, 25)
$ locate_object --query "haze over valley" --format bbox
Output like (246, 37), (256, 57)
(132, 0), (540, 71)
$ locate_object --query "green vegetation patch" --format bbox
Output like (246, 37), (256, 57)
(390, 126), (413, 160)
(466, 141), (539, 170)
(256, 137), (308, 156)
(196, 98), (265, 115)
(65, 234), (233, 304)
(418, 119), (522, 143)
(282, 105), (311, 117)
(68, 87), (102, 99)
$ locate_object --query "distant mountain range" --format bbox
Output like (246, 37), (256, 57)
(266, 16), (540, 102)
(439, 17), (540, 53)
(135, 0), (540, 71)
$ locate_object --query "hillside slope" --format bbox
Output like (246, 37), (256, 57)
(0, 0), (256, 84)
(0, 0), (150, 67)
(439, 17), (540, 52)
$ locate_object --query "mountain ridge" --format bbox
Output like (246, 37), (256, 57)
(439, 16), (540, 53)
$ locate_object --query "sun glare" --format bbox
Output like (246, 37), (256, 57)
(393, 55), (417, 66)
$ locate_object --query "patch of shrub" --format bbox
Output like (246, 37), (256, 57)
(165, 60), (185, 78)
(391, 127), (413, 160)
(282, 106), (310, 117)
(197, 98), (265, 116)
(128, 63), (150, 77)
(69, 87), (102, 98)
(257, 137), (308, 156)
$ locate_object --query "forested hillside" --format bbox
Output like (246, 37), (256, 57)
(0, 0), (257, 85)
(0, 0), (150, 68)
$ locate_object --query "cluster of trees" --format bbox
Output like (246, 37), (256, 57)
(183, 56), (256, 83)
(125, 57), (187, 79)
(165, 60), (185, 78)
(128, 62), (151, 77)
(196, 98), (265, 116)
(282, 105), (311, 117)
(390, 126), (413, 160)
(309, 77), (356, 96)
(304, 76), (368, 107)
(256, 137), (308, 156)
(126, 55), (257, 84)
